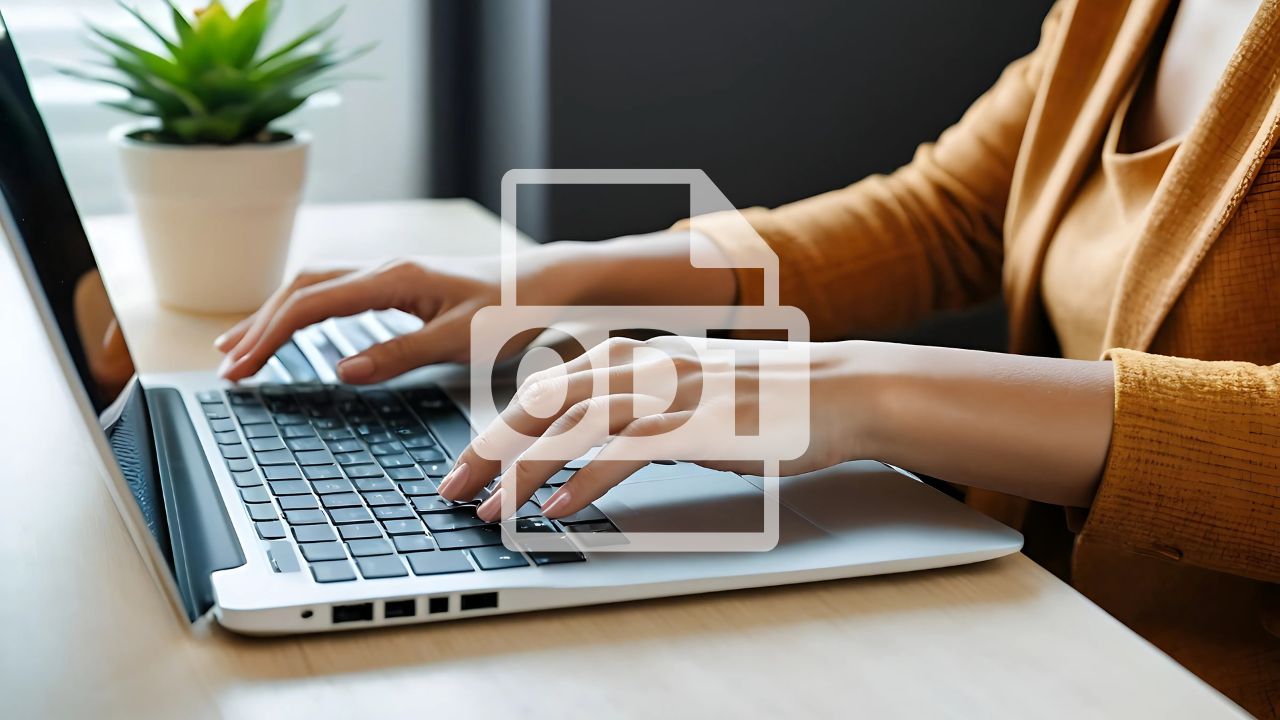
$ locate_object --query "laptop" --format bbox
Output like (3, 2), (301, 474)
(0, 14), (1021, 635)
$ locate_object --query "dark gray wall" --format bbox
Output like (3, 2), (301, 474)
(535, 0), (1053, 240)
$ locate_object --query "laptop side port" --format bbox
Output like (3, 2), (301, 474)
(332, 602), (374, 624)
(428, 596), (449, 614)
(460, 592), (498, 611)
(384, 599), (416, 619)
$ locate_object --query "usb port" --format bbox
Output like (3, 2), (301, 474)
(384, 599), (416, 619)
(460, 592), (499, 611)
(332, 602), (374, 624)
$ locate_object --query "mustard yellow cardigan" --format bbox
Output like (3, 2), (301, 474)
(683, 0), (1280, 713)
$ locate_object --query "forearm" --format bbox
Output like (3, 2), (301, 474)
(530, 231), (738, 307)
(849, 341), (1115, 507)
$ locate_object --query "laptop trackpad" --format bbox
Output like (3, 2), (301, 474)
(595, 471), (773, 533)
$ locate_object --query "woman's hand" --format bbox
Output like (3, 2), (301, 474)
(215, 231), (738, 385)
(216, 255), (566, 384)
(439, 336), (870, 522)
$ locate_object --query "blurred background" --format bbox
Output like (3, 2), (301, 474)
(12, 0), (1054, 242)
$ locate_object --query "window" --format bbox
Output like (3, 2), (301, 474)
(5, 0), (426, 215)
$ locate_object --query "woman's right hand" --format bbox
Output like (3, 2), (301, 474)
(215, 255), (563, 384)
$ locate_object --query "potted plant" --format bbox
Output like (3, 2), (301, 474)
(62, 0), (367, 313)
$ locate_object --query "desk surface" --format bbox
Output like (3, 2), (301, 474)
(0, 199), (1244, 718)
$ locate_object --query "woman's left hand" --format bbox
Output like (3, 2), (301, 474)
(439, 336), (870, 522)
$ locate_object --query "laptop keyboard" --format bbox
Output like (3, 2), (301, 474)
(197, 384), (623, 583)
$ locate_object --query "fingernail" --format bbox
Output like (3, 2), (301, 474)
(217, 354), (236, 379)
(437, 463), (469, 499)
(476, 489), (503, 523)
(539, 488), (572, 518)
(337, 355), (374, 382)
(213, 333), (229, 351)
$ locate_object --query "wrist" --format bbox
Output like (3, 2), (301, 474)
(812, 340), (897, 465)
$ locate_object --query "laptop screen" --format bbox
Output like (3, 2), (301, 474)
(0, 17), (140, 417)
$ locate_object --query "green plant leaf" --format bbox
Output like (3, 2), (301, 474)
(255, 7), (343, 69)
(87, 23), (186, 85)
(226, 0), (272, 67)
(114, 1), (180, 59)
(104, 97), (161, 117)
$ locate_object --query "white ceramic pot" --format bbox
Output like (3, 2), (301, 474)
(112, 125), (309, 314)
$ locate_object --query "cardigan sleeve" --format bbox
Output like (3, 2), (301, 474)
(675, 3), (1066, 341)
(1083, 349), (1280, 583)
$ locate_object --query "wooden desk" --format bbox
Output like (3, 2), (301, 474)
(0, 200), (1245, 718)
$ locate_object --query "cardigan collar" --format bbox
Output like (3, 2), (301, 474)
(1004, 0), (1280, 356)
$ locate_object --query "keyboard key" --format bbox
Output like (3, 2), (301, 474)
(400, 434), (437, 450)
(226, 458), (253, 473)
(267, 541), (301, 573)
(293, 524), (338, 543)
(274, 413), (309, 426)
(243, 424), (278, 439)
(361, 491), (403, 507)
(393, 535), (435, 554)
(279, 495), (318, 510)
(310, 559), (356, 583)
(300, 542), (346, 562)
(286, 437), (325, 452)
(558, 505), (608, 525)
(356, 554), (408, 579)
(368, 442), (402, 456)
(515, 501), (543, 518)
(249, 437), (285, 452)
(412, 496), (453, 514)
(433, 525), (503, 549)
(303, 464), (343, 480)
(409, 448), (447, 463)
(240, 486), (270, 503)
(220, 444), (248, 460)
(282, 425), (318, 439)
(388, 466), (425, 481)
(345, 464), (384, 479)
(470, 545), (530, 570)
(398, 480), (436, 496)
(362, 432), (396, 445)
(320, 428), (355, 441)
(329, 507), (374, 525)
(321, 492), (363, 508)
(382, 518), (424, 535)
(247, 504), (277, 522)
(255, 449), (294, 465)
(533, 487), (556, 505)
(514, 516), (561, 534)
(528, 549), (586, 566)
(407, 550), (473, 575)
(263, 465), (302, 480)
(295, 450), (335, 466)
(284, 509), (328, 525)
(327, 438), (362, 453)
(203, 403), (230, 420)
(227, 389), (257, 405)
(310, 478), (355, 495)
(197, 390), (221, 403)
(339, 523), (382, 540)
(234, 406), (271, 424)
(347, 538), (393, 557)
(214, 430), (241, 445)
(231, 470), (261, 488)
(255, 520), (286, 539)
(421, 509), (487, 532)
(354, 477), (394, 492)
(336, 451), (374, 466)
(373, 505), (417, 521)
(547, 470), (574, 486)
(376, 453), (415, 468)
(268, 480), (311, 496)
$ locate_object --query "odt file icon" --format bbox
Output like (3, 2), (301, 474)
(470, 169), (810, 553)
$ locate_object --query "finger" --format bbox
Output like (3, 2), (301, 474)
(221, 268), (349, 357)
(540, 411), (694, 518)
(472, 394), (669, 522)
(440, 359), (674, 501)
(335, 308), (470, 384)
(221, 271), (404, 381)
